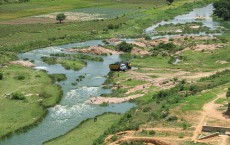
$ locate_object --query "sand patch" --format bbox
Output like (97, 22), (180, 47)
(9, 60), (35, 67)
(66, 46), (122, 55)
(216, 60), (228, 64)
(34, 12), (105, 21)
(193, 44), (223, 51)
(86, 94), (144, 104)
(190, 25), (200, 29)
(127, 41), (147, 48)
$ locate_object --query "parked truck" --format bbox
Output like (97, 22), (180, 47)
(109, 62), (131, 71)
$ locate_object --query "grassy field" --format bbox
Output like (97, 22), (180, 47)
(0, 0), (213, 64)
(0, 0), (167, 21)
(41, 56), (86, 71)
(0, 65), (62, 140)
(44, 113), (121, 145)
(1, 0), (228, 144)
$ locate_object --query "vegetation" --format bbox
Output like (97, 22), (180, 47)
(41, 56), (86, 71)
(10, 92), (26, 100)
(0, 0), (29, 4)
(155, 22), (221, 35)
(56, 13), (66, 24)
(0, 65), (62, 140)
(213, 0), (230, 20)
(44, 113), (121, 145)
(49, 74), (67, 82)
(226, 87), (230, 99)
(166, 0), (174, 5)
(50, 53), (103, 62)
(117, 41), (133, 53)
(1, 0), (229, 144)
(0, 72), (3, 80)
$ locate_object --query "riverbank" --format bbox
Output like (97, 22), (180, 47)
(44, 113), (121, 145)
(0, 0), (213, 64)
(0, 65), (62, 141)
(0, 0), (227, 144)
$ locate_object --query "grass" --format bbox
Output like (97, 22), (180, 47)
(41, 56), (86, 71)
(50, 53), (104, 62)
(58, 59), (86, 71)
(155, 22), (221, 35)
(215, 98), (227, 104)
(44, 113), (121, 145)
(0, 65), (62, 139)
(49, 74), (67, 82)
(0, 0), (213, 64)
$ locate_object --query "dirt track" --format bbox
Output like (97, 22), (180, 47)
(192, 92), (229, 142)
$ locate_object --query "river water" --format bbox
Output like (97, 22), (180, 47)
(1, 4), (220, 145)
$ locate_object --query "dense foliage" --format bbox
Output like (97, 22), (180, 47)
(213, 0), (230, 20)
(56, 13), (66, 23)
(0, 0), (29, 4)
(117, 41), (133, 53)
(0, 73), (3, 80)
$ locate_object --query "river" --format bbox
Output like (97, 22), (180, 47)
(1, 4), (220, 145)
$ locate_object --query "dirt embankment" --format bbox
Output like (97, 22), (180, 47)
(86, 94), (144, 104)
(66, 46), (122, 55)
(9, 60), (35, 67)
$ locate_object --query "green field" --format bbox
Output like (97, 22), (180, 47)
(0, 65), (62, 139)
(44, 113), (121, 145)
(1, 0), (229, 144)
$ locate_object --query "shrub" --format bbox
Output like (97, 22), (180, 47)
(15, 75), (25, 80)
(166, 115), (178, 121)
(111, 135), (118, 142)
(117, 41), (133, 53)
(143, 107), (151, 112)
(107, 24), (114, 29)
(149, 130), (156, 135)
(0, 72), (3, 80)
(11, 92), (25, 100)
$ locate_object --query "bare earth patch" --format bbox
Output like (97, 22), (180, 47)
(86, 94), (144, 104)
(9, 60), (35, 67)
(131, 47), (150, 56)
(66, 46), (122, 55)
(34, 12), (105, 21)
(0, 12), (105, 24)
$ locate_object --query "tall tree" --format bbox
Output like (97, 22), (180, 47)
(213, 0), (230, 20)
(56, 13), (66, 24)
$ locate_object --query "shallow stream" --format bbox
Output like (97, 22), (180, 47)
(0, 4), (221, 145)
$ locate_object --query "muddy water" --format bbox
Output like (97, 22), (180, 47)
(0, 4), (220, 145)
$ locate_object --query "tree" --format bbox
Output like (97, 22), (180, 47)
(166, 0), (174, 5)
(0, 72), (3, 80)
(213, 0), (230, 20)
(117, 41), (133, 53)
(226, 88), (230, 100)
(56, 13), (66, 23)
(225, 88), (230, 116)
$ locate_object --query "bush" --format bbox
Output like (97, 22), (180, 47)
(117, 41), (133, 53)
(0, 72), (3, 80)
(107, 24), (114, 29)
(15, 75), (25, 80)
(143, 107), (151, 112)
(111, 135), (118, 142)
(213, 0), (230, 20)
(166, 115), (178, 121)
(11, 92), (25, 100)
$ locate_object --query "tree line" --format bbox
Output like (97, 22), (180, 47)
(0, 0), (29, 4)
(213, 0), (230, 20)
